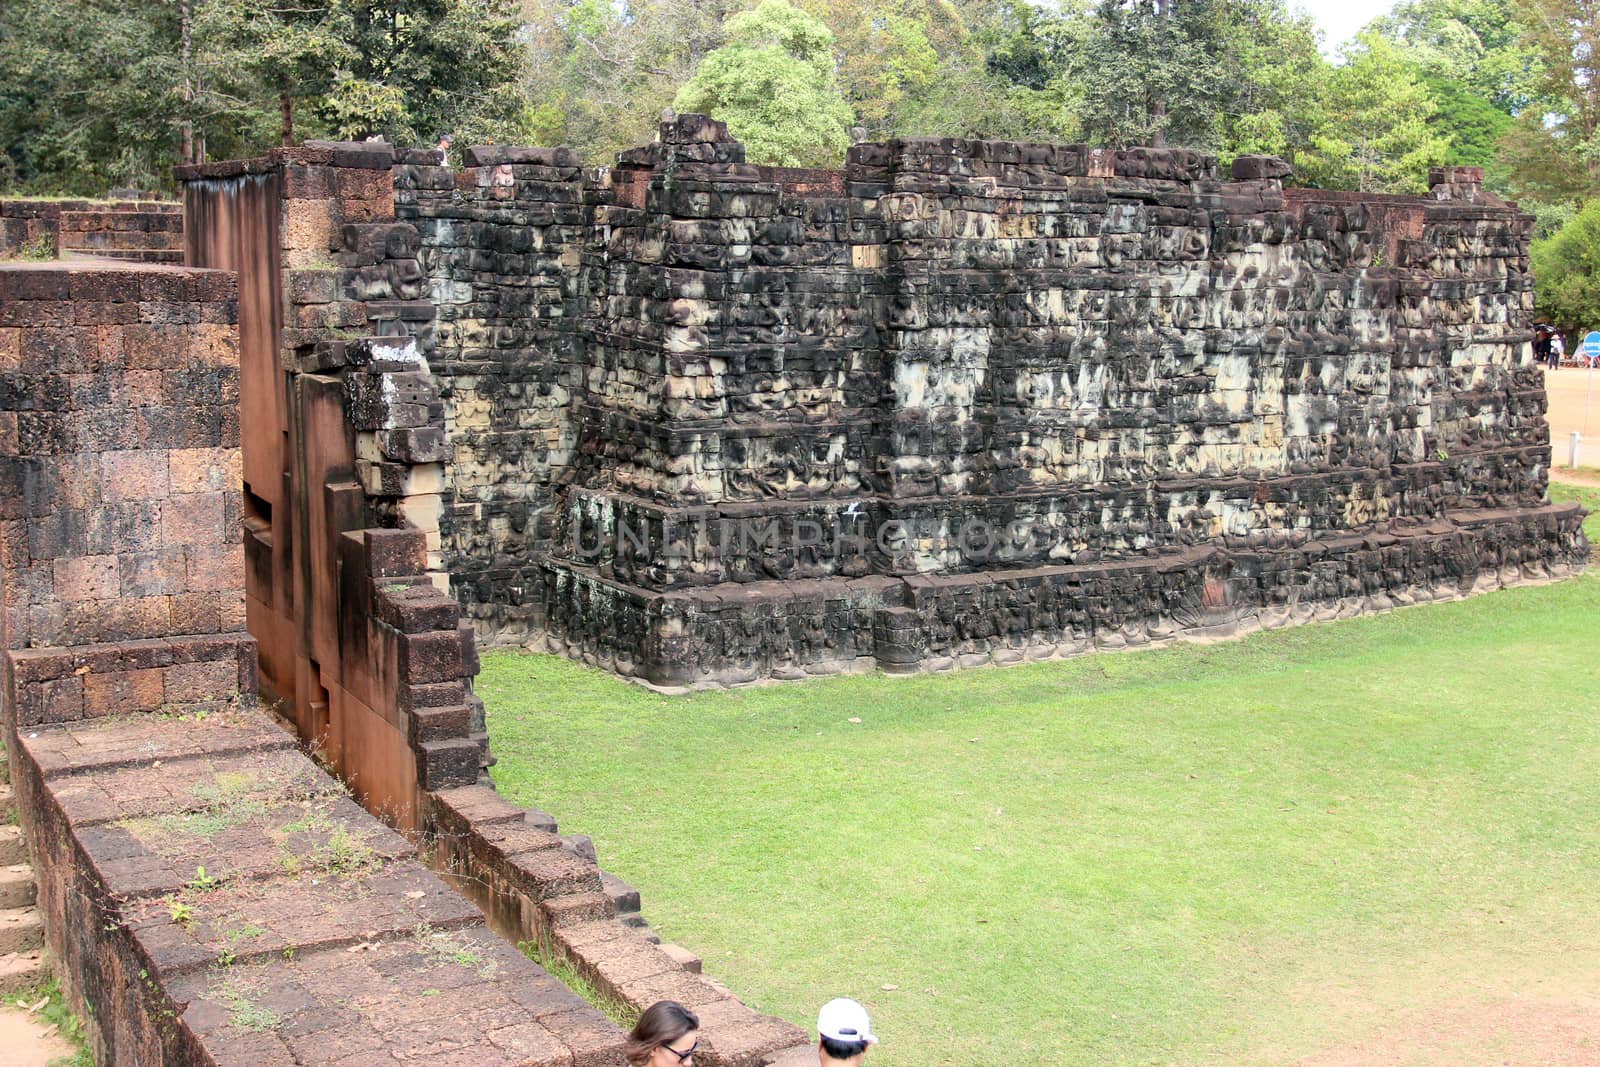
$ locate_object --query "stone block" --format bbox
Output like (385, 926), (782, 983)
(168, 447), (241, 494)
(364, 528), (427, 577)
(82, 667), (164, 716)
(162, 659), (239, 703)
(160, 492), (225, 546)
(416, 737), (481, 789)
(118, 547), (187, 597)
(184, 542), (243, 592)
(398, 629), (464, 684)
(53, 554), (118, 601)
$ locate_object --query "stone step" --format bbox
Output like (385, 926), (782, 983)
(0, 906), (42, 955)
(0, 826), (24, 867)
(0, 865), (36, 910)
(600, 870), (640, 915)
(0, 947), (45, 996)
(762, 1044), (820, 1067)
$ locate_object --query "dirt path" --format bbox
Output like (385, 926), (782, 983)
(1540, 364), (1600, 470)
(0, 1002), (76, 1066)
(1551, 467), (1600, 488)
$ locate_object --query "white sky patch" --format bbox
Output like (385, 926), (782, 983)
(1295, 0), (1400, 58)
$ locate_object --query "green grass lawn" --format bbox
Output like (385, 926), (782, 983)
(483, 551), (1600, 1065)
(1550, 477), (1600, 540)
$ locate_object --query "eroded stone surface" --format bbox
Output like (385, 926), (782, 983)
(379, 124), (1588, 685)
(14, 708), (629, 1066)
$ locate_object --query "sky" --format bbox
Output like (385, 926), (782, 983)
(1297, 0), (1399, 56)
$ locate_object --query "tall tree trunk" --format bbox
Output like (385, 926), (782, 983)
(281, 93), (294, 146)
(1150, 0), (1171, 147)
(180, 0), (194, 164)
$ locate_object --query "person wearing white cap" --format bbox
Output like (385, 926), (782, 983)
(816, 997), (878, 1066)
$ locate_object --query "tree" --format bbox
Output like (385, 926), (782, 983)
(190, 0), (351, 149)
(795, 0), (963, 136)
(1298, 34), (1450, 193)
(1217, 0), (1327, 163)
(0, 0), (528, 195)
(674, 0), (855, 166)
(1530, 198), (1600, 331)
(1061, 0), (1326, 156)
(1068, 0), (1235, 149)
(966, 0), (1088, 141)
(0, 1), (204, 193)
(1424, 75), (1512, 169)
(1504, 0), (1600, 201)
(1371, 0), (1543, 115)
(321, 0), (526, 144)
(519, 0), (743, 164)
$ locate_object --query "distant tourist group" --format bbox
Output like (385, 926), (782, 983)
(624, 997), (878, 1066)
(1535, 324), (1568, 368)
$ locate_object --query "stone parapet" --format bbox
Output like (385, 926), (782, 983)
(1, 200), (184, 263)
(0, 261), (243, 652)
(427, 784), (811, 1065)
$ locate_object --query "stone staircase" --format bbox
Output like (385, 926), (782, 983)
(0, 756), (45, 995)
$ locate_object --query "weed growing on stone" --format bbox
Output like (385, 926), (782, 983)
(165, 896), (193, 926)
(212, 978), (281, 1032)
(186, 866), (222, 893)
(270, 800), (382, 881)
(518, 940), (639, 1029)
(274, 846), (301, 878)
(277, 806), (333, 836)
(412, 923), (497, 978)
(311, 825), (378, 877)
(6, 232), (56, 261)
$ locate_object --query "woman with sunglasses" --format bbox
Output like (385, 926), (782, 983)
(624, 1000), (700, 1066)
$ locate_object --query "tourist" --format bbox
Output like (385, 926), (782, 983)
(1535, 324), (1553, 368)
(624, 1001), (700, 1066)
(1552, 331), (1566, 368)
(816, 997), (878, 1066)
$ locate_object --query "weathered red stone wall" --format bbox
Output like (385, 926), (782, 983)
(0, 257), (252, 1062)
(175, 145), (813, 1062)
(0, 257), (643, 1067)
(0, 262), (243, 656)
(180, 146), (487, 832)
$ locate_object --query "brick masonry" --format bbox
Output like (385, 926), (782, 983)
(0, 261), (243, 653)
(10, 708), (634, 1066)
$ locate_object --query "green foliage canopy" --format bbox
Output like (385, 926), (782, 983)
(0, 0), (527, 195)
(673, 0), (854, 166)
(1298, 34), (1450, 193)
(1531, 198), (1600, 330)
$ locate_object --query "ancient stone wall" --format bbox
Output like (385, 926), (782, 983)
(393, 117), (1585, 687)
(1, 200), (185, 263)
(170, 144), (812, 1062)
(0, 260), (641, 1066)
(0, 262), (244, 659)
(394, 145), (592, 640)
